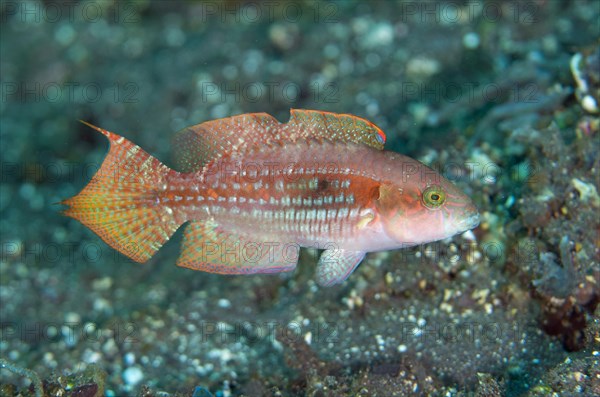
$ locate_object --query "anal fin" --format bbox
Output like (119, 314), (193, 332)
(316, 249), (366, 287)
(177, 220), (299, 275)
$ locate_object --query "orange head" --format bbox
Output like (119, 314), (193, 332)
(374, 157), (479, 246)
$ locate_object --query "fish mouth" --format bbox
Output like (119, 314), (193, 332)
(452, 202), (480, 232)
(458, 211), (480, 232)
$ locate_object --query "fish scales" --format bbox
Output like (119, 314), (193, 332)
(62, 110), (480, 286)
(174, 141), (381, 245)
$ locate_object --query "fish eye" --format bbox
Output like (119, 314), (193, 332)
(422, 185), (446, 209)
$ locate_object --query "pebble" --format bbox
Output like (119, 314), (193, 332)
(92, 276), (113, 291)
(124, 352), (136, 366)
(304, 331), (312, 345)
(572, 178), (600, 207)
(123, 366), (144, 385)
(360, 22), (394, 48)
(217, 298), (232, 309)
(64, 311), (81, 324)
(269, 23), (298, 51)
(55, 24), (76, 46)
(82, 348), (102, 364)
(406, 56), (440, 78)
(462, 32), (480, 49)
(103, 338), (118, 357)
(462, 230), (476, 241)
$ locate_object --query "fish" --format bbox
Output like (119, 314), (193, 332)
(61, 109), (480, 286)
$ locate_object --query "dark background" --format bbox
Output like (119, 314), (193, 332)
(1, 1), (599, 396)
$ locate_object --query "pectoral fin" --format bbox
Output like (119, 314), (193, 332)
(316, 249), (366, 287)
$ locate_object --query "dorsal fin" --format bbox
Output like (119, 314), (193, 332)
(172, 109), (387, 173)
(285, 109), (386, 150)
(172, 112), (280, 173)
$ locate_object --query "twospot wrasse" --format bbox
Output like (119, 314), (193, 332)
(62, 109), (480, 286)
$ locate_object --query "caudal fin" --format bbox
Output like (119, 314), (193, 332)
(61, 121), (182, 262)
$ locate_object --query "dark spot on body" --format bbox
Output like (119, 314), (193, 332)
(317, 179), (330, 192)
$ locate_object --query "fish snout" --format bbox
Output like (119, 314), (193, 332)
(457, 205), (480, 232)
